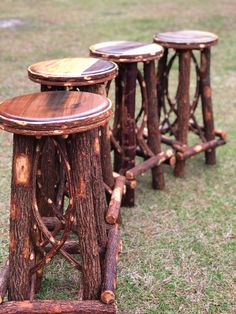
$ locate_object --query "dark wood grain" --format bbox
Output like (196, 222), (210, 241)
(90, 41), (163, 62)
(0, 91), (112, 135)
(28, 58), (118, 86)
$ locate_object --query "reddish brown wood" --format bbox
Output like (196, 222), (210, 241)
(174, 50), (191, 177)
(0, 300), (117, 314)
(8, 134), (36, 301)
(126, 150), (174, 180)
(90, 129), (108, 259)
(156, 48), (168, 119)
(67, 131), (105, 300)
(36, 138), (60, 217)
(113, 68), (124, 174)
(144, 60), (165, 189)
(0, 262), (9, 303)
(101, 225), (121, 304)
(106, 176), (126, 224)
(28, 58), (118, 87)
(0, 91), (112, 136)
(177, 138), (225, 160)
(121, 63), (138, 206)
(200, 48), (216, 165)
(45, 241), (80, 254)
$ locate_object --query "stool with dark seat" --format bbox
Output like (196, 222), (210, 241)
(153, 30), (226, 177)
(0, 91), (119, 313)
(90, 41), (175, 206)
(27, 58), (119, 218)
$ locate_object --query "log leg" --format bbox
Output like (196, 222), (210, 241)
(8, 134), (36, 301)
(156, 48), (168, 119)
(67, 132), (106, 300)
(79, 84), (115, 189)
(144, 60), (165, 190)
(174, 50), (191, 177)
(113, 68), (124, 174)
(200, 48), (216, 165)
(121, 63), (138, 207)
(90, 129), (108, 269)
(38, 85), (63, 216)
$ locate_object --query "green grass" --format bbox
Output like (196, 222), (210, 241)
(0, 0), (236, 313)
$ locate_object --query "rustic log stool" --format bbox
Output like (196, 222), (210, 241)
(153, 30), (226, 177)
(27, 58), (118, 217)
(0, 91), (120, 313)
(90, 41), (175, 207)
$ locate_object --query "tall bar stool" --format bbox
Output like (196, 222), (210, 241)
(0, 91), (119, 313)
(90, 41), (175, 206)
(153, 30), (226, 177)
(27, 58), (118, 216)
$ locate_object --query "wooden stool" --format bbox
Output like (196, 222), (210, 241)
(90, 41), (175, 207)
(0, 91), (119, 313)
(28, 58), (118, 216)
(153, 30), (226, 177)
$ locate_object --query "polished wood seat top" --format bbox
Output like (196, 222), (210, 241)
(28, 58), (118, 87)
(0, 91), (112, 136)
(89, 41), (163, 62)
(153, 30), (218, 49)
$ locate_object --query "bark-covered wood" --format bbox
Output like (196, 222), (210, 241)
(121, 63), (138, 207)
(0, 300), (117, 314)
(106, 176), (126, 224)
(8, 135), (36, 301)
(174, 50), (191, 177)
(200, 48), (216, 165)
(156, 48), (168, 119)
(177, 138), (225, 160)
(144, 60), (165, 189)
(79, 84), (114, 189)
(90, 129), (109, 265)
(36, 137), (60, 217)
(101, 225), (121, 304)
(126, 149), (174, 180)
(45, 240), (80, 254)
(113, 68), (124, 174)
(0, 262), (9, 303)
(67, 131), (105, 300)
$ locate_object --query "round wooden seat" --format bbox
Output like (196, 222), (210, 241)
(0, 91), (112, 136)
(153, 30), (218, 49)
(89, 41), (163, 62)
(28, 58), (118, 86)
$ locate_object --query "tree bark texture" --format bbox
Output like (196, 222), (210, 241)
(174, 50), (191, 177)
(120, 63), (138, 206)
(101, 225), (121, 305)
(144, 60), (165, 189)
(113, 69), (124, 174)
(8, 134), (36, 301)
(156, 48), (168, 119)
(200, 48), (216, 165)
(0, 300), (117, 314)
(79, 84), (114, 189)
(67, 131), (107, 300)
(106, 176), (126, 224)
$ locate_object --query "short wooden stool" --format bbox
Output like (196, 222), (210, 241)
(28, 58), (118, 217)
(153, 30), (226, 177)
(90, 41), (175, 206)
(0, 91), (120, 313)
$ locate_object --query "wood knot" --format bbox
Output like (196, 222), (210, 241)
(14, 154), (30, 185)
(94, 136), (100, 155)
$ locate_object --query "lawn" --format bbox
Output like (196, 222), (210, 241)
(0, 0), (236, 313)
